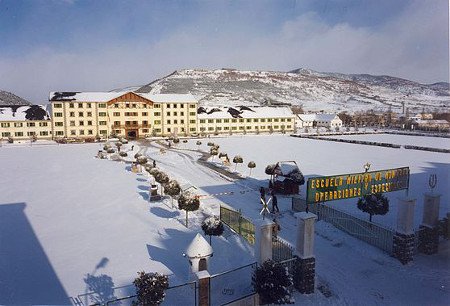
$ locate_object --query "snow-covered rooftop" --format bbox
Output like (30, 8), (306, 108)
(49, 91), (198, 104)
(0, 105), (51, 121)
(185, 233), (213, 258)
(297, 113), (340, 122)
(198, 106), (294, 119)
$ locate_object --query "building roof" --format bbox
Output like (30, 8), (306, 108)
(197, 106), (294, 119)
(0, 105), (51, 121)
(414, 119), (449, 125)
(49, 91), (198, 104)
(274, 161), (299, 176)
(297, 113), (340, 122)
(185, 233), (213, 259)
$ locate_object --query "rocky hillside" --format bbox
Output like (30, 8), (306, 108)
(0, 90), (32, 106)
(135, 68), (449, 113)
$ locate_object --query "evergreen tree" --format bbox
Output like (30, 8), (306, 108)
(132, 271), (169, 306)
(163, 179), (181, 207)
(201, 216), (224, 245)
(357, 193), (389, 222)
(252, 260), (293, 305)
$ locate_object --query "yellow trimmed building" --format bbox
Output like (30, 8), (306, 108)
(0, 105), (52, 141)
(49, 91), (198, 139)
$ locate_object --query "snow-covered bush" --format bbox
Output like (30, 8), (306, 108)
(163, 179), (181, 206)
(233, 155), (243, 170)
(207, 142), (214, 147)
(115, 142), (123, 151)
(247, 161), (256, 176)
(136, 156), (148, 165)
(210, 148), (218, 160)
(119, 137), (128, 144)
(178, 192), (200, 227)
(201, 216), (224, 244)
(173, 138), (180, 144)
(106, 148), (115, 154)
(134, 152), (142, 159)
(132, 271), (169, 306)
(103, 143), (112, 151)
(155, 171), (169, 189)
(119, 151), (128, 157)
(357, 193), (389, 222)
(252, 260), (293, 305)
(196, 141), (202, 149)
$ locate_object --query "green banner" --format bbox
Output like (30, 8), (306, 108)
(306, 167), (410, 204)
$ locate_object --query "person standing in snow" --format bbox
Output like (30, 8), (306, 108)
(260, 186), (266, 203)
(271, 192), (279, 213)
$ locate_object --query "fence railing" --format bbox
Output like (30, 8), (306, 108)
(272, 236), (295, 263)
(210, 262), (257, 306)
(292, 197), (395, 255)
(220, 206), (255, 245)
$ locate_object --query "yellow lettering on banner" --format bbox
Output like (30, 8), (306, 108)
(349, 188), (354, 197)
(324, 192), (328, 201)
(346, 176), (351, 185)
(357, 188), (361, 196)
(311, 180), (315, 189)
(338, 190), (342, 199)
(315, 192), (320, 202)
(334, 190), (337, 199)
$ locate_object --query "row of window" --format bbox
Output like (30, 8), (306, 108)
(1, 122), (49, 128)
(198, 118), (292, 124)
(2, 131), (51, 137)
(199, 125), (291, 131)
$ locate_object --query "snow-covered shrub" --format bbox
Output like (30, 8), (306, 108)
(103, 143), (112, 151)
(196, 141), (202, 149)
(233, 155), (243, 170)
(247, 161), (256, 176)
(132, 271), (169, 306)
(183, 139), (188, 143)
(173, 138), (180, 144)
(357, 193), (389, 222)
(119, 151), (128, 157)
(115, 142), (123, 151)
(163, 180), (181, 206)
(119, 137), (128, 144)
(201, 216), (224, 244)
(210, 149), (218, 160)
(136, 156), (148, 165)
(134, 152), (142, 159)
(106, 148), (115, 154)
(207, 142), (214, 147)
(178, 192), (200, 227)
(155, 171), (169, 186)
(252, 260), (293, 305)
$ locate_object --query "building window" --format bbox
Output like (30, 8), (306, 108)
(142, 129), (149, 133)
(173, 104), (177, 108)
(113, 112), (120, 116)
(39, 122), (48, 127)
(98, 103), (106, 108)
(70, 130), (76, 135)
(246, 119), (251, 123)
(87, 103), (92, 108)
(247, 126), (252, 130)
(224, 126), (229, 130)
(142, 120), (148, 126)
(54, 112), (63, 117)
(154, 104), (160, 108)
(2, 132), (10, 137)
(174, 120), (178, 124)
(200, 119), (205, 123)
(274, 119), (279, 122)
(167, 112), (171, 116)
(98, 112), (107, 117)
(254, 119), (259, 122)
(154, 112), (161, 116)
(239, 119), (244, 123)
(70, 121), (75, 126)
(69, 103), (74, 108)
(14, 122), (23, 127)
(54, 103), (62, 108)
(189, 104), (196, 108)
(267, 119), (272, 122)
(281, 118), (285, 122)
(15, 132), (24, 137)
(189, 112), (196, 116)
(208, 119), (213, 123)
(190, 120), (196, 124)
(99, 121), (107, 125)
(208, 127), (214, 131)
(114, 121), (120, 126)
(55, 122), (64, 127)
(78, 103), (83, 108)
(79, 130), (85, 135)
(79, 121), (84, 126)
(154, 120), (161, 125)
(87, 121), (93, 126)
(87, 112), (92, 117)
(27, 132), (35, 136)
(190, 127), (196, 132)
(261, 119), (266, 122)
(232, 119), (237, 123)
(167, 120), (171, 124)
(88, 130), (93, 135)
(167, 128), (171, 132)
(69, 112), (75, 117)
(56, 131), (64, 136)
(224, 119), (229, 123)
(174, 112), (178, 116)
(40, 131), (49, 136)
(216, 119), (222, 123)
(100, 130), (107, 135)
(142, 112), (148, 116)
(1, 123), (10, 128)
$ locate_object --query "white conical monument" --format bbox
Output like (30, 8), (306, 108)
(185, 233), (213, 273)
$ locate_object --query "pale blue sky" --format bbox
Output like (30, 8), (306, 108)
(0, 0), (448, 103)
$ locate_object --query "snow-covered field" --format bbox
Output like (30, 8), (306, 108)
(323, 133), (450, 150)
(0, 134), (449, 305)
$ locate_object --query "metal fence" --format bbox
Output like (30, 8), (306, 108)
(272, 236), (295, 263)
(210, 262), (257, 306)
(292, 197), (395, 255)
(220, 206), (255, 245)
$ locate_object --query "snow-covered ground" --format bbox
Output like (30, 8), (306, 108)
(0, 135), (449, 305)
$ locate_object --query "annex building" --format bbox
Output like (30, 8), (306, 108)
(296, 113), (343, 129)
(0, 105), (52, 140)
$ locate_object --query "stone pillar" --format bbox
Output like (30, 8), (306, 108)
(294, 212), (317, 294)
(254, 219), (273, 265)
(418, 193), (441, 255)
(393, 197), (416, 264)
(196, 271), (210, 306)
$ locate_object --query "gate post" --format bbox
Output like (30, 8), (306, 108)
(393, 197), (416, 264)
(254, 219), (273, 265)
(196, 270), (210, 306)
(293, 212), (317, 294)
(418, 193), (441, 254)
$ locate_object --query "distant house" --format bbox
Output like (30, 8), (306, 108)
(271, 161), (305, 195)
(296, 113), (343, 129)
(412, 119), (450, 131)
(0, 105), (52, 140)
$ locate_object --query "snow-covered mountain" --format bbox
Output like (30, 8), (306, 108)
(135, 68), (449, 113)
(0, 90), (32, 106)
